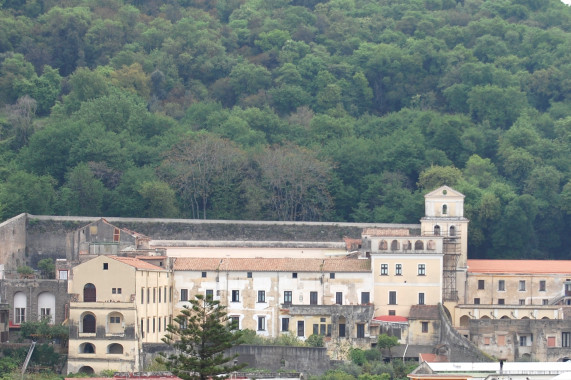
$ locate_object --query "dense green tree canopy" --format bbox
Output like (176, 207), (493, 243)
(0, 0), (569, 259)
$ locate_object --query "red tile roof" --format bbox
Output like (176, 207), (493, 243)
(110, 256), (165, 271)
(419, 353), (449, 363)
(174, 257), (370, 272)
(467, 260), (571, 274)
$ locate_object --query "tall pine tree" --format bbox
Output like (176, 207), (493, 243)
(160, 294), (245, 380)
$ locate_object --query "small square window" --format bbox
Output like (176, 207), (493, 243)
(474, 298), (480, 305)
(202, 272), (207, 278)
(519, 299), (525, 305)
(330, 273), (335, 279)
(498, 299), (505, 305)
(292, 272), (298, 278)
(103, 263), (108, 270)
(247, 272), (252, 278)
(388, 310), (396, 316)
(543, 299), (549, 305)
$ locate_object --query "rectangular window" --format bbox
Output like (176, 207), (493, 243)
(519, 280), (526, 291)
(421, 322), (428, 333)
(313, 324), (319, 335)
(247, 272), (252, 278)
(141, 319), (144, 338)
(284, 291), (292, 304)
(40, 308), (51, 320)
(158, 317), (161, 332)
(153, 317), (156, 333)
(339, 323), (346, 337)
(292, 272), (298, 278)
(498, 299), (505, 305)
(146, 318), (150, 333)
(202, 271), (207, 278)
(232, 290), (240, 302)
(310, 291), (318, 305)
(419, 293), (425, 305)
(153, 288), (156, 303)
(519, 336), (527, 346)
(539, 280), (546, 292)
(478, 280), (485, 290)
(141, 288), (145, 303)
(474, 298), (480, 304)
(282, 318), (289, 332)
(336, 292), (343, 305)
(357, 324), (365, 338)
(389, 291), (397, 305)
(388, 310), (396, 316)
(563, 332), (570, 348)
(258, 316), (265, 331)
(297, 321), (304, 337)
(180, 289), (188, 302)
(103, 263), (108, 270)
(112, 288), (117, 294)
(320, 324), (326, 335)
(543, 299), (549, 305)
(206, 289), (213, 300)
(327, 324), (332, 337)
(484, 337), (490, 345)
(147, 288), (150, 303)
(164, 287), (167, 303)
(258, 290), (266, 303)
(395, 264), (402, 276)
(418, 264), (426, 276)
(230, 316), (239, 330)
(58, 270), (68, 280)
(330, 273), (335, 279)
(498, 280), (505, 291)
(381, 264), (388, 275)
(361, 292), (370, 305)
(519, 299), (525, 305)
(497, 335), (505, 346)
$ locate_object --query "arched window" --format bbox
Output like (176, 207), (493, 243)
(107, 343), (124, 354)
(379, 240), (388, 250)
(414, 240), (424, 250)
(449, 226), (456, 237)
(78, 366), (94, 375)
(82, 313), (96, 333)
(38, 292), (56, 323)
(427, 240), (436, 250)
(390, 240), (400, 251)
(14, 292), (27, 324)
(480, 315), (490, 320)
(83, 283), (96, 302)
(79, 342), (95, 354)
(403, 241), (412, 250)
(107, 312), (124, 334)
(442, 204), (448, 215)
(434, 225), (441, 236)
(500, 316), (510, 319)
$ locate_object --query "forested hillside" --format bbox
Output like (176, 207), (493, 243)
(0, 0), (570, 259)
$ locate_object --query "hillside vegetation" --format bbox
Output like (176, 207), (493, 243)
(0, 0), (570, 259)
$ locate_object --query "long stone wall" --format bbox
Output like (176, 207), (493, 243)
(7, 214), (421, 269)
(141, 343), (331, 375)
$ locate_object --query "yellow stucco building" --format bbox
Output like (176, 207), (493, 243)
(67, 255), (173, 374)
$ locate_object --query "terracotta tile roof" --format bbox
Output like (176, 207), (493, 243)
(174, 257), (370, 272)
(419, 353), (449, 363)
(409, 305), (439, 320)
(109, 256), (164, 271)
(468, 260), (571, 274)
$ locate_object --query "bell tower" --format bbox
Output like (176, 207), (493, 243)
(421, 186), (469, 303)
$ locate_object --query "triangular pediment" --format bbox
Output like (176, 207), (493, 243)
(424, 185), (464, 199)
